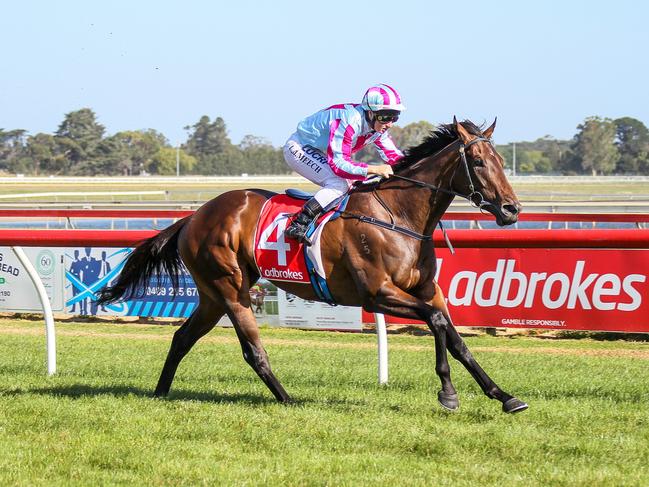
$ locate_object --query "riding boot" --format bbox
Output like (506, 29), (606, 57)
(285, 197), (324, 246)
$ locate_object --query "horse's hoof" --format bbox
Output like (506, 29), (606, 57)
(502, 397), (528, 414)
(278, 395), (294, 404)
(438, 391), (460, 411)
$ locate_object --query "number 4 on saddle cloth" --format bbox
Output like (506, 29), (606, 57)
(253, 191), (349, 305)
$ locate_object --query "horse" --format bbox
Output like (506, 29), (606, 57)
(249, 287), (266, 314)
(98, 117), (527, 414)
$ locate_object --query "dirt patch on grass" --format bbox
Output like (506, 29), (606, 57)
(471, 346), (649, 360)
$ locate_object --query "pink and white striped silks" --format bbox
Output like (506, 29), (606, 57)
(283, 103), (403, 208)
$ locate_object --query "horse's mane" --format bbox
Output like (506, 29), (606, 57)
(393, 120), (484, 172)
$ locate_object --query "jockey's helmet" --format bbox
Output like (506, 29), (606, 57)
(361, 84), (406, 112)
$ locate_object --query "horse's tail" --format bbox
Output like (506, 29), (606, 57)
(97, 216), (190, 305)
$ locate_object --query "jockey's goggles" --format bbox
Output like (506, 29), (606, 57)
(374, 111), (400, 124)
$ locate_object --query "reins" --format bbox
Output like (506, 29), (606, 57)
(340, 135), (495, 251)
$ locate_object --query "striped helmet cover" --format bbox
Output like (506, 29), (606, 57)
(361, 84), (406, 112)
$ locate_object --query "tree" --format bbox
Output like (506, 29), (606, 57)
(571, 117), (619, 176)
(556, 147), (580, 174)
(25, 133), (66, 175)
(238, 135), (288, 175)
(390, 121), (435, 150)
(185, 116), (230, 157)
(614, 117), (649, 174)
(201, 146), (246, 175)
(105, 130), (169, 175)
(185, 116), (243, 175)
(0, 129), (28, 173)
(91, 136), (131, 175)
(55, 108), (105, 174)
(146, 147), (196, 175)
(497, 136), (569, 174)
(538, 137), (563, 165)
(517, 150), (552, 174)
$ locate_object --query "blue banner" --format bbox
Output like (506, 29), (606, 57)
(65, 247), (198, 318)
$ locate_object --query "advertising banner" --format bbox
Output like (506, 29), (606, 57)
(63, 247), (280, 325)
(278, 289), (362, 331)
(64, 246), (199, 317)
(0, 247), (65, 311)
(362, 248), (649, 333)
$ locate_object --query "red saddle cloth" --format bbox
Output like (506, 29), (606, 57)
(254, 194), (315, 283)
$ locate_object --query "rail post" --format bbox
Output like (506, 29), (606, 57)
(11, 246), (56, 375)
(375, 313), (388, 384)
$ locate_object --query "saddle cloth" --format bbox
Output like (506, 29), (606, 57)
(253, 194), (343, 286)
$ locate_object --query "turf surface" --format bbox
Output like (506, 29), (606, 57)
(1, 319), (648, 486)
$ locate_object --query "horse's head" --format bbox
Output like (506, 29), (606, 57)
(450, 117), (521, 226)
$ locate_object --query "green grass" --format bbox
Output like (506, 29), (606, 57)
(0, 180), (319, 203)
(2, 319), (649, 486)
(1, 177), (648, 204)
(512, 180), (649, 200)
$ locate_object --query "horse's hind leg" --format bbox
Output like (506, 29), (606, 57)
(154, 295), (225, 397)
(226, 301), (291, 403)
(432, 283), (528, 414)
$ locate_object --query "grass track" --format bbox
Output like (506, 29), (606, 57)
(1, 319), (649, 486)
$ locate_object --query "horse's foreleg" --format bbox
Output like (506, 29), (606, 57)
(432, 283), (528, 414)
(154, 296), (224, 397)
(428, 310), (459, 410)
(371, 285), (457, 411)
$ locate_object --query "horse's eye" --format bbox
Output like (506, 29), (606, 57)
(473, 158), (485, 167)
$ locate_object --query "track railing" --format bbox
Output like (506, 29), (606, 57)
(1, 228), (648, 248)
(2, 212), (648, 381)
(2, 208), (649, 222)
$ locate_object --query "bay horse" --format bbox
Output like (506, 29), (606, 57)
(99, 118), (528, 413)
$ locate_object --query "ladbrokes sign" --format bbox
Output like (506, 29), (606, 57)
(368, 249), (649, 333)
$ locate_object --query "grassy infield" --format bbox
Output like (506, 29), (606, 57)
(1, 319), (648, 486)
(1, 177), (649, 203)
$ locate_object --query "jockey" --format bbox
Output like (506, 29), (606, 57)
(283, 83), (405, 245)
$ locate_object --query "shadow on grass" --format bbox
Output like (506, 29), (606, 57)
(3, 383), (286, 405)
(2, 383), (368, 408)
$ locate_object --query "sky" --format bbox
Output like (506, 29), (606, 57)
(2, 0), (648, 148)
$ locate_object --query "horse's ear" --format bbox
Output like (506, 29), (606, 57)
(483, 117), (497, 138)
(454, 117), (471, 143)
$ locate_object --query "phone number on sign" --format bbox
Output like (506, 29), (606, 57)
(145, 286), (198, 297)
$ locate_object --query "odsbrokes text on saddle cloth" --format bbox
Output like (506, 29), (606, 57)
(254, 195), (316, 284)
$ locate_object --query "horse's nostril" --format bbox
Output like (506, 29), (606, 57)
(503, 204), (519, 216)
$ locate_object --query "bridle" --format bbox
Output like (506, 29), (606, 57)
(340, 135), (495, 245)
(389, 135), (494, 210)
